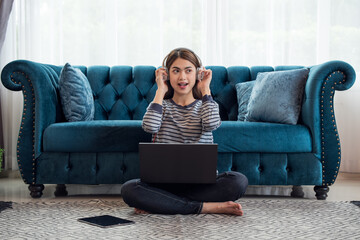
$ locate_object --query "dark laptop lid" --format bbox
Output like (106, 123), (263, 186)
(139, 143), (218, 184)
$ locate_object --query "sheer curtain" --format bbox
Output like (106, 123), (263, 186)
(1, 0), (359, 173)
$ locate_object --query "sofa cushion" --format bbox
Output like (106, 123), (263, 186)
(43, 120), (312, 153)
(213, 121), (312, 153)
(43, 120), (151, 152)
(245, 68), (309, 125)
(59, 63), (95, 121)
(235, 81), (255, 121)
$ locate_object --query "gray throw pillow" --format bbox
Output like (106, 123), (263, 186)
(245, 68), (309, 125)
(235, 81), (255, 121)
(59, 63), (95, 121)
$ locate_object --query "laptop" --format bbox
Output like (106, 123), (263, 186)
(139, 143), (218, 184)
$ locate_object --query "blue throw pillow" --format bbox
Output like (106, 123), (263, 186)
(59, 63), (95, 121)
(235, 81), (255, 121)
(245, 68), (309, 125)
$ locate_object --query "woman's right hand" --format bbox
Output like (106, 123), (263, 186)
(155, 67), (169, 96)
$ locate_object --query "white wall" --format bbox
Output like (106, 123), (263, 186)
(336, 79), (360, 173)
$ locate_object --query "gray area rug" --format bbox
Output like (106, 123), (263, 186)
(0, 199), (359, 239)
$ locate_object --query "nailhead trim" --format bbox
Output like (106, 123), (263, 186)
(10, 72), (36, 185)
(320, 70), (345, 186)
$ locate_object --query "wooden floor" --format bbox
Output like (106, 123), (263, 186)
(0, 171), (359, 202)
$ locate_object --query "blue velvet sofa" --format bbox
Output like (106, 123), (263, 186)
(1, 60), (356, 199)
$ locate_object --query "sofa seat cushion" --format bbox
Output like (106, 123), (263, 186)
(43, 120), (151, 152)
(214, 121), (312, 153)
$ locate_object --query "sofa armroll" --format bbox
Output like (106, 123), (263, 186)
(301, 60), (356, 186)
(1, 60), (63, 184)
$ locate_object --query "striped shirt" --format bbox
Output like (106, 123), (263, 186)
(142, 95), (221, 143)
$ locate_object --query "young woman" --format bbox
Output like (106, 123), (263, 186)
(121, 48), (248, 215)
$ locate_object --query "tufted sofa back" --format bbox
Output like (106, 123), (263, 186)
(86, 66), (157, 120)
(83, 65), (303, 121)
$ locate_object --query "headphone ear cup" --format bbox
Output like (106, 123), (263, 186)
(196, 67), (204, 81)
(162, 67), (169, 81)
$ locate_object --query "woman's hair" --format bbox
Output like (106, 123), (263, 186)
(162, 48), (203, 100)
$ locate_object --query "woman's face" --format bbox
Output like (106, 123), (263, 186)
(168, 58), (197, 98)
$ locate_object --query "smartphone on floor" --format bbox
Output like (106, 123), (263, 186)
(78, 215), (135, 228)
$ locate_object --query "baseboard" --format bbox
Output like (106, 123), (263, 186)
(0, 170), (21, 179)
(337, 172), (360, 180)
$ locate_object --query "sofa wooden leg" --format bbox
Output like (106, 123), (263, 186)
(28, 184), (44, 198)
(314, 186), (329, 200)
(290, 185), (304, 198)
(54, 184), (68, 197)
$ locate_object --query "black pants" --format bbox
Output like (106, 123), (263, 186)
(121, 171), (248, 215)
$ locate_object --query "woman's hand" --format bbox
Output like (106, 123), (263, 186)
(197, 67), (212, 96)
(155, 67), (169, 96)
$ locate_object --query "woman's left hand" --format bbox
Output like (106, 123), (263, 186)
(197, 67), (212, 96)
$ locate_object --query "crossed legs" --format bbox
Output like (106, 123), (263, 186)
(121, 171), (248, 215)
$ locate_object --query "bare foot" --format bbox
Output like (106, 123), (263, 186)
(134, 208), (150, 214)
(201, 201), (243, 216)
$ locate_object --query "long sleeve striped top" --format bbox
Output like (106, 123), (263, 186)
(142, 95), (221, 143)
